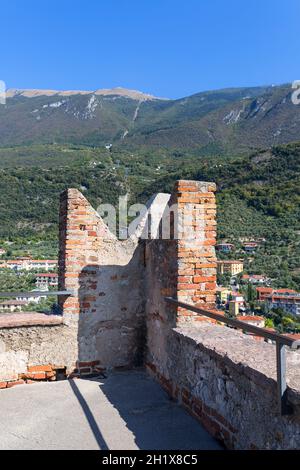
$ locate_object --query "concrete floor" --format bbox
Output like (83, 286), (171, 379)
(0, 370), (222, 450)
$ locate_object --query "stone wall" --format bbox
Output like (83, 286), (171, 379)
(0, 318), (76, 387)
(147, 323), (300, 449)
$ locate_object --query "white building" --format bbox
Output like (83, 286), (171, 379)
(0, 300), (27, 312)
(3, 259), (57, 272)
(35, 273), (58, 289)
(16, 289), (47, 304)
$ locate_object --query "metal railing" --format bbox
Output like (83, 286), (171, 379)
(165, 297), (300, 415)
(0, 291), (74, 298)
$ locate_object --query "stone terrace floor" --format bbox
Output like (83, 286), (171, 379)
(0, 369), (222, 450)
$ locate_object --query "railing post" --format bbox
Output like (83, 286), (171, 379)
(276, 341), (292, 415)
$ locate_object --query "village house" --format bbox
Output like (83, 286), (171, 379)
(29, 260), (57, 271)
(216, 286), (231, 303)
(0, 300), (27, 312)
(266, 292), (300, 316)
(256, 287), (300, 316)
(256, 287), (297, 302)
(4, 260), (23, 271)
(228, 292), (245, 316)
(237, 315), (265, 328)
(216, 243), (234, 253)
(256, 287), (274, 301)
(237, 315), (266, 341)
(242, 274), (270, 285)
(35, 273), (58, 289)
(217, 259), (244, 276)
(16, 290), (47, 304)
(243, 242), (258, 253)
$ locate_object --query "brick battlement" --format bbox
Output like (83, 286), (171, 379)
(1, 180), (217, 388)
(1, 180), (300, 449)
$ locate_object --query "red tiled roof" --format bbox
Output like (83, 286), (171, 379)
(270, 295), (300, 301)
(243, 274), (267, 280)
(283, 333), (300, 340)
(238, 315), (265, 322)
(30, 260), (57, 263)
(275, 288), (297, 294)
(217, 260), (243, 264)
(36, 273), (58, 278)
(257, 287), (299, 301)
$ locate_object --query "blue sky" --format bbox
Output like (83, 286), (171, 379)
(1, 0), (299, 98)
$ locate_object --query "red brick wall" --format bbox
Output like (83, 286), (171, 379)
(145, 180), (217, 329)
(58, 188), (115, 317)
(175, 180), (217, 322)
(59, 182), (217, 334)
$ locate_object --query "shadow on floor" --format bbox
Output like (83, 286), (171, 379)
(69, 379), (109, 450)
(95, 370), (222, 450)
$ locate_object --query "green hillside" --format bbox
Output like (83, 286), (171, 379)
(0, 141), (299, 290)
(0, 82), (299, 288)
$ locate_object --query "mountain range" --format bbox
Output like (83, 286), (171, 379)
(0, 83), (299, 290)
(1, 84), (299, 153)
